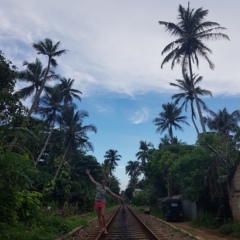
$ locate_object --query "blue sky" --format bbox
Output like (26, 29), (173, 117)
(1, 0), (240, 190)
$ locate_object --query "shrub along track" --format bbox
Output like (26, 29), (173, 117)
(62, 204), (197, 240)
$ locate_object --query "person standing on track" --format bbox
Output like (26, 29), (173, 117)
(86, 169), (124, 234)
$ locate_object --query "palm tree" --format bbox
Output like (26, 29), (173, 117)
(54, 106), (97, 180)
(153, 102), (189, 143)
(135, 140), (154, 166)
(203, 108), (240, 170)
(35, 87), (63, 166)
(171, 136), (186, 145)
(158, 134), (171, 149)
(104, 149), (122, 176)
(204, 108), (240, 135)
(8, 39), (66, 151)
(102, 159), (111, 181)
(58, 77), (82, 106)
(126, 160), (141, 190)
(16, 58), (58, 105)
(125, 160), (140, 179)
(159, 3), (229, 133)
(170, 73), (212, 135)
(27, 38), (66, 117)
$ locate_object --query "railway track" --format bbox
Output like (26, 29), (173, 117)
(69, 204), (196, 240)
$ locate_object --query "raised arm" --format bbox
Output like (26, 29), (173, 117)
(86, 169), (97, 185)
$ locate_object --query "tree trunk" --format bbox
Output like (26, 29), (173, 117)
(188, 56), (206, 133)
(190, 101), (200, 135)
(7, 58), (52, 151)
(27, 58), (51, 117)
(53, 145), (68, 181)
(167, 175), (172, 197)
(35, 125), (54, 167)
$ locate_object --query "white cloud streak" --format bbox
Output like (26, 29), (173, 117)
(129, 107), (149, 124)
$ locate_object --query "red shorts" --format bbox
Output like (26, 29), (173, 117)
(94, 201), (106, 210)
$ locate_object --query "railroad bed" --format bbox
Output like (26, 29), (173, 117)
(66, 204), (196, 240)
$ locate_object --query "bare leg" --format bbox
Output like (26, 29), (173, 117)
(100, 207), (107, 233)
(96, 209), (103, 231)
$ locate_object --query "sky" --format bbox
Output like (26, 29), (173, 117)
(1, 0), (240, 190)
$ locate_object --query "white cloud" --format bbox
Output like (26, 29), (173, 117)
(129, 107), (149, 124)
(94, 104), (113, 114)
(1, 0), (240, 97)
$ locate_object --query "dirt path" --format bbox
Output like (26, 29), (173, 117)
(170, 221), (239, 240)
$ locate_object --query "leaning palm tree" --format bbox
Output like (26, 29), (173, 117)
(104, 149), (122, 176)
(159, 3), (229, 133)
(170, 73), (212, 135)
(27, 38), (66, 117)
(16, 58), (58, 106)
(153, 102), (189, 143)
(135, 140), (154, 166)
(35, 87), (63, 166)
(54, 106), (97, 180)
(58, 77), (82, 106)
(8, 39), (66, 151)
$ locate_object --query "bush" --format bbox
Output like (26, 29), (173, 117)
(131, 192), (148, 206)
(193, 212), (219, 229)
(0, 152), (38, 224)
(15, 190), (42, 226)
(38, 215), (70, 235)
(219, 220), (240, 238)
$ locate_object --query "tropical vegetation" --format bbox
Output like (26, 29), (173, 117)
(0, 39), (122, 239)
(1, 3), (240, 239)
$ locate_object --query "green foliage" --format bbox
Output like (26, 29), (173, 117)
(65, 215), (89, 229)
(39, 215), (70, 235)
(146, 144), (210, 202)
(150, 207), (164, 219)
(0, 152), (38, 224)
(0, 214), (70, 240)
(131, 192), (148, 206)
(125, 186), (134, 201)
(0, 208), (101, 240)
(219, 220), (240, 238)
(194, 214), (240, 238)
(15, 190), (42, 226)
(193, 212), (219, 229)
(0, 50), (26, 124)
(171, 146), (210, 201)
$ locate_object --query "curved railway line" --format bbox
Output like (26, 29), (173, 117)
(65, 204), (196, 240)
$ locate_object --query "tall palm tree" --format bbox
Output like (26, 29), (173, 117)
(104, 149), (122, 176)
(159, 3), (229, 133)
(27, 38), (66, 117)
(170, 73), (212, 135)
(16, 58), (58, 105)
(58, 77), (82, 106)
(135, 140), (154, 166)
(35, 87), (63, 166)
(204, 108), (240, 135)
(54, 106), (97, 180)
(153, 102), (189, 143)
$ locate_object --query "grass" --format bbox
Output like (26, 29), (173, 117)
(130, 205), (165, 219)
(0, 205), (119, 240)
